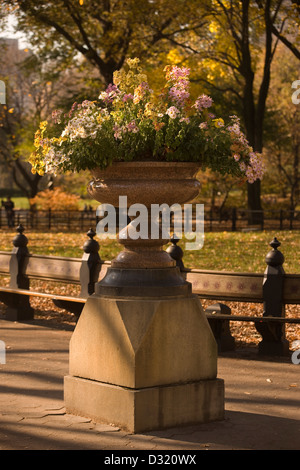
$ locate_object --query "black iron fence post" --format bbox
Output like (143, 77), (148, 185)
(289, 210), (294, 230)
(5, 225), (34, 321)
(52, 228), (101, 318)
(255, 237), (289, 356)
(231, 207), (237, 231)
(279, 209), (283, 230)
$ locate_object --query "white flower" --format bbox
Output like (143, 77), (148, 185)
(166, 106), (180, 119)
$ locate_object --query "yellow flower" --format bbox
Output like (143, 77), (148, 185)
(126, 58), (140, 69)
(213, 118), (224, 128)
(144, 102), (154, 117)
(97, 114), (109, 125)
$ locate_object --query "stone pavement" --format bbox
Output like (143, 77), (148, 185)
(0, 318), (299, 451)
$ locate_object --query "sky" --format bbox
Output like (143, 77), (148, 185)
(0, 13), (29, 48)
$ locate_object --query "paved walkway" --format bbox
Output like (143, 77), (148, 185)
(0, 318), (299, 451)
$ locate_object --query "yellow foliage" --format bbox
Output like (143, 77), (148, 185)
(166, 49), (184, 65)
(209, 21), (219, 34)
(30, 187), (80, 211)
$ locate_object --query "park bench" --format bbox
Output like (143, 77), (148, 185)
(0, 225), (299, 356)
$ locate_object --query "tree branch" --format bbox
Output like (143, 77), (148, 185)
(271, 24), (300, 60)
(190, 76), (243, 101)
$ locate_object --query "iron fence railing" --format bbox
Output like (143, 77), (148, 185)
(0, 207), (299, 231)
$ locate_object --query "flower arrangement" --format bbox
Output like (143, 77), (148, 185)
(29, 58), (264, 184)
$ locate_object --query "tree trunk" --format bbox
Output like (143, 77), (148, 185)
(11, 159), (42, 199)
(239, 0), (263, 224)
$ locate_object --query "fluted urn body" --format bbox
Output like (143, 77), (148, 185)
(87, 161), (201, 297)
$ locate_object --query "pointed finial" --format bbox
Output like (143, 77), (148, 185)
(270, 237), (281, 250)
(12, 224), (28, 248)
(83, 227), (99, 254)
(87, 227), (96, 239)
(166, 235), (184, 270)
(265, 237), (284, 267)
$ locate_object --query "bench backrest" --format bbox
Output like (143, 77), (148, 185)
(184, 269), (300, 304)
(0, 250), (299, 304)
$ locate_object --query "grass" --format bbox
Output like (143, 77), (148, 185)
(182, 231), (300, 273)
(0, 229), (299, 273)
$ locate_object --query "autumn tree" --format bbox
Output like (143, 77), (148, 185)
(176, 0), (300, 222)
(263, 44), (300, 213)
(1, 0), (299, 220)
(0, 0), (209, 87)
(0, 36), (92, 199)
(0, 39), (43, 198)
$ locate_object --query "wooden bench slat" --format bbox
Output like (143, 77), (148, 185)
(25, 255), (82, 282)
(0, 252), (11, 275)
(206, 313), (300, 323)
(0, 286), (86, 303)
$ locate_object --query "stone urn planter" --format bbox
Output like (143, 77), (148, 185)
(66, 161), (224, 433)
(87, 161), (201, 297)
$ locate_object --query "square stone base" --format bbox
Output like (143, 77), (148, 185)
(64, 375), (224, 433)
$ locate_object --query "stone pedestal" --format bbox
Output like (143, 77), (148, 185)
(64, 293), (224, 433)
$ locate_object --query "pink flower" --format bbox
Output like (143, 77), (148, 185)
(239, 161), (246, 172)
(194, 94), (213, 112)
(180, 117), (190, 123)
(127, 120), (139, 133)
(165, 65), (190, 82)
(169, 86), (190, 107)
(122, 93), (134, 102)
(113, 125), (122, 140)
(52, 109), (63, 123)
(99, 84), (120, 104)
(68, 102), (77, 118)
